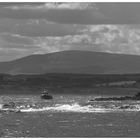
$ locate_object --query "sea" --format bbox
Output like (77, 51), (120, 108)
(0, 94), (140, 137)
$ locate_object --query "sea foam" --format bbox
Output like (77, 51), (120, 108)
(21, 103), (114, 113)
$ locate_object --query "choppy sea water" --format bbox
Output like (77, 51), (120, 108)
(0, 94), (140, 137)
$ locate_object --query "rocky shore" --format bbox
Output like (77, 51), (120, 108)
(91, 92), (140, 101)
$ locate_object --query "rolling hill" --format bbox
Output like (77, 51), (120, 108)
(1, 50), (140, 75)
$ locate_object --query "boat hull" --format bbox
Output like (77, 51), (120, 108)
(41, 95), (53, 100)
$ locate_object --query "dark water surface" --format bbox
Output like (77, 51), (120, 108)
(0, 94), (140, 137)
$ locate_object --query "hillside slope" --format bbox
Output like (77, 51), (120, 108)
(0, 50), (140, 74)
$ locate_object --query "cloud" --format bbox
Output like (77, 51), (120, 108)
(0, 3), (140, 61)
(0, 3), (140, 24)
(0, 25), (140, 54)
(1, 24), (140, 61)
(96, 3), (140, 24)
(0, 33), (42, 61)
(0, 7), (108, 25)
(0, 3), (109, 25)
(6, 3), (97, 10)
(44, 3), (96, 10)
(0, 19), (82, 37)
(0, 3), (135, 62)
(31, 25), (140, 55)
(0, 33), (34, 45)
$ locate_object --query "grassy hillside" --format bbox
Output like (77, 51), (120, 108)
(0, 73), (140, 96)
(0, 73), (140, 90)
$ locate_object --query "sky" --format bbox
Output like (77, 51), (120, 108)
(1, 2), (140, 61)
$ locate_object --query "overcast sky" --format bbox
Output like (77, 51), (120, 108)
(1, 2), (140, 61)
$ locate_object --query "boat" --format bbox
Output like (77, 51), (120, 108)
(40, 89), (53, 100)
(41, 94), (53, 99)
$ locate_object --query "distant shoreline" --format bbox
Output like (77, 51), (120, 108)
(0, 87), (139, 97)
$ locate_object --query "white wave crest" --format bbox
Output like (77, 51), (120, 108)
(21, 103), (113, 113)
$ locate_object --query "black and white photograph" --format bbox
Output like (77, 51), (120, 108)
(0, 1), (140, 138)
